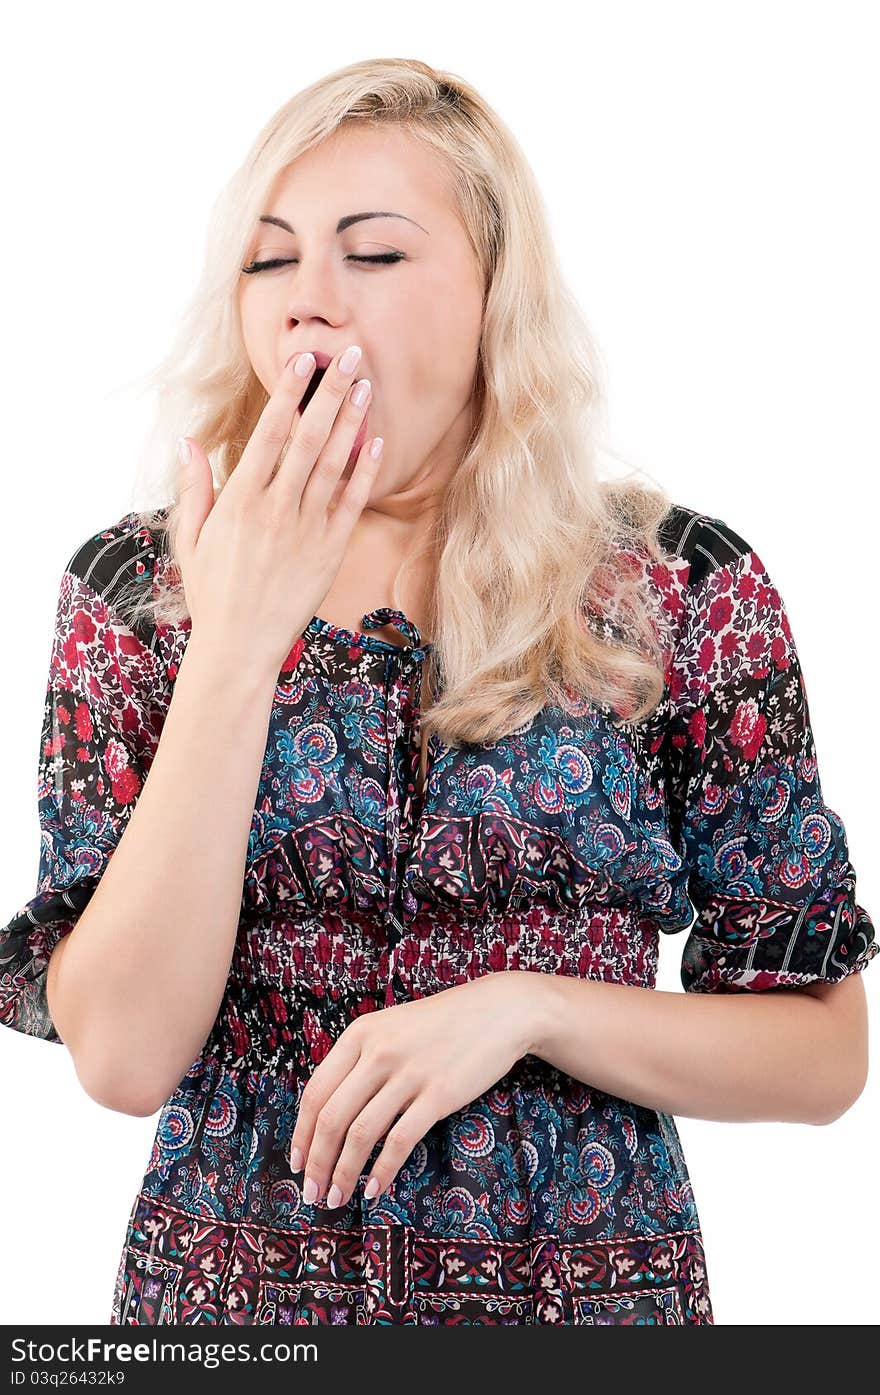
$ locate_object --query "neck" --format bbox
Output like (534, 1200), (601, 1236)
(354, 396), (474, 543)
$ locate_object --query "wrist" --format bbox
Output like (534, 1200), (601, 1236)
(180, 629), (281, 702)
(509, 969), (565, 1060)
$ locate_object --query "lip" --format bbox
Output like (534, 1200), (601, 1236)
(286, 349), (336, 372)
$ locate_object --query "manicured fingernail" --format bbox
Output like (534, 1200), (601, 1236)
(364, 1176), (380, 1200)
(326, 1184), (343, 1209)
(339, 344), (362, 374)
(294, 352), (315, 377)
(290, 1146), (303, 1172)
(302, 1176), (318, 1203)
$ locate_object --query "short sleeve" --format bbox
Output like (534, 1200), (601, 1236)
(663, 511), (878, 994)
(0, 517), (168, 1042)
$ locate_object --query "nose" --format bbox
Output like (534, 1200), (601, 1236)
(285, 255), (347, 329)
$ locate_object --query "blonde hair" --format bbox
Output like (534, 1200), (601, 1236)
(117, 57), (676, 746)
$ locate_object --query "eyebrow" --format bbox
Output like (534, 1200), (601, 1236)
(259, 211), (429, 235)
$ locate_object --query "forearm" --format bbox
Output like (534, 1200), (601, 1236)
(48, 633), (278, 1114)
(520, 970), (867, 1126)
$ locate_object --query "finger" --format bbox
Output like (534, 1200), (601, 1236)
(363, 1095), (440, 1204)
(289, 375), (374, 521)
(297, 1055), (390, 1205)
(174, 437), (215, 570)
(273, 344), (367, 508)
(231, 350), (318, 495)
(323, 1080), (416, 1211)
(289, 1025), (363, 1176)
(323, 434), (385, 547)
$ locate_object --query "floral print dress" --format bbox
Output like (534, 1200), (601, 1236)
(1, 502), (875, 1326)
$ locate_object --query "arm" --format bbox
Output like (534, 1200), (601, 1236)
(539, 512), (868, 1128)
(496, 514), (878, 1131)
(48, 632), (278, 1116)
(517, 967), (869, 1126)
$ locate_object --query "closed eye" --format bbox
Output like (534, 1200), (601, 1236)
(241, 253), (406, 274)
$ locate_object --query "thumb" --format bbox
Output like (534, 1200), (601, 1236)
(175, 436), (213, 558)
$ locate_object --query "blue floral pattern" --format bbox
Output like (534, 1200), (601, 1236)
(1, 502), (874, 1325)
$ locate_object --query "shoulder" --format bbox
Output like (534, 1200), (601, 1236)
(63, 509), (163, 595)
(61, 507), (171, 649)
(657, 502), (756, 590)
(657, 505), (799, 691)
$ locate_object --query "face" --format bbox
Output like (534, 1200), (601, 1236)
(238, 123), (485, 534)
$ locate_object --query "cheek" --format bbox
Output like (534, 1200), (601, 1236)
(239, 284), (273, 337)
(239, 306), (277, 391)
(406, 298), (481, 400)
(424, 352), (477, 408)
(238, 304), (261, 366)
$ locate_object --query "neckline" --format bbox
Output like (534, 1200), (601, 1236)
(148, 508), (434, 660)
(305, 607), (433, 657)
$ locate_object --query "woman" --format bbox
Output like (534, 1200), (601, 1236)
(0, 58), (874, 1326)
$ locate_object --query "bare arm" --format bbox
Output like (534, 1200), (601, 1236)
(42, 342), (383, 1116)
(46, 635), (278, 1116)
(519, 969), (869, 1126)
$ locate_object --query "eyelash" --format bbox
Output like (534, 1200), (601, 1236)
(241, 253), (406, 274)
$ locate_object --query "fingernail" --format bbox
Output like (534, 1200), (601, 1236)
(177, 437), (191, 464)
(326, 1184), (343, 1209)
(290, 1146), (303, 1172)
(363, 1176), (380, 1200)
(339, 344), (362, 374)
(302, 1176), (318, 1203)
(294, 352), (315, 377)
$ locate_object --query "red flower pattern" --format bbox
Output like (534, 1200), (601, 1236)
(1, 506), (875, 1328)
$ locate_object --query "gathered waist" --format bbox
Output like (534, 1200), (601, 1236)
(204, 902), (659, 1076)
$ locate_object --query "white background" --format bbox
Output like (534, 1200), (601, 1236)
(1, 0), (876, 1326)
